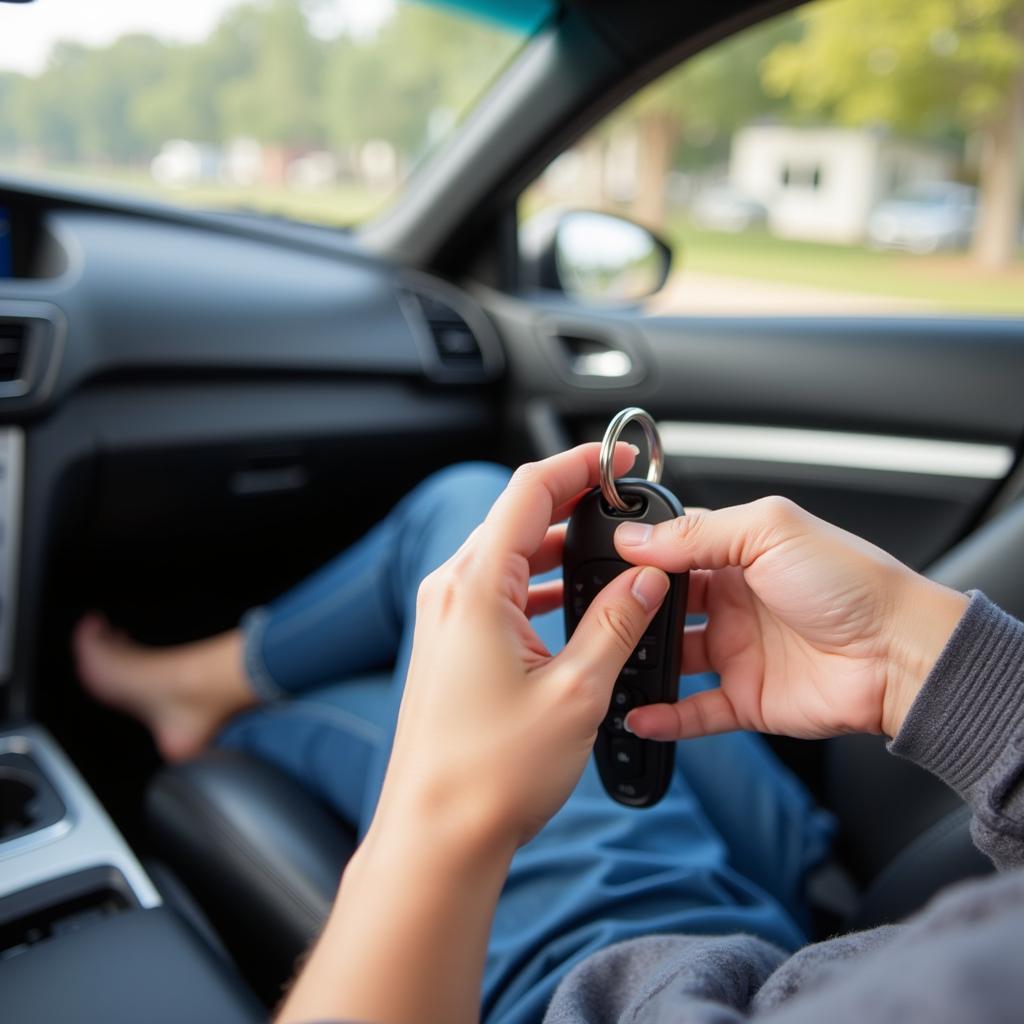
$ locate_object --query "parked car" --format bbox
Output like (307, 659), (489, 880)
(690, 182), (768, 232)
(866, 181), (977, 254)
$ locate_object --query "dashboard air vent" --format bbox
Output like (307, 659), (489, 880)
(397, 277), (503, 384)
(0, 321), (26, 383)
(0, 302), (65, 404)
(413, 293), (484, 370)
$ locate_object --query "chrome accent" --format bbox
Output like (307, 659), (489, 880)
(658, 422), (1014, 480)
(0, 728), (161, 908)
(0, 426), (23, 680)
(571, 349), (633, 379)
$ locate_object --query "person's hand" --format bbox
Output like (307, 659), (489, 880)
(614, 496), (969, 742)
(372, 443), (669, 855)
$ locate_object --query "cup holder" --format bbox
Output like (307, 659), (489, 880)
(0, 752), (65, 844)
(0, 768), (40, 839)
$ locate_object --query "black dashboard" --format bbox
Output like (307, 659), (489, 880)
(0, 184), (510, 727)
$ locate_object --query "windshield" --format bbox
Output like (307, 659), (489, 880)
(0, 0), (542, 227)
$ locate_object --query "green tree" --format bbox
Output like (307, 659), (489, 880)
(763, 0), (1024, 269)
(609, 14), (801, 229)
(0, 73), (22, 155)
(321, 4), (517, 171)
(218, 0), (324, 152)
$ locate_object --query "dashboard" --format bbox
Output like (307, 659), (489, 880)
(0, 183), (509, 725)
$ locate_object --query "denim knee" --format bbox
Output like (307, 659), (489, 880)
(408, 461), (512, 516)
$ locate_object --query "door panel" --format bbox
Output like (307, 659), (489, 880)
(483, 289), (1024, 569)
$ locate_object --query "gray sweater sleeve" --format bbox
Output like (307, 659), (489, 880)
(545, 591), (1024, 1024)
(888, 590), (1024, 870)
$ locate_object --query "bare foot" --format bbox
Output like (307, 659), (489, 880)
(73, 613), (257, 762)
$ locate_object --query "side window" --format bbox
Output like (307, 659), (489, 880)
(520, 0), (1024, 316)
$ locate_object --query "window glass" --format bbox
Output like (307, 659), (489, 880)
(0, 0), (536, 227)
(521, 0), (1024, 316)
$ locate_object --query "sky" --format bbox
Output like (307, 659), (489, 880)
(0, 0), (395, 75)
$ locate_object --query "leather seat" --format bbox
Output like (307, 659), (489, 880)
(146, 749), (356, 1002)
(822, 733), (991, 931)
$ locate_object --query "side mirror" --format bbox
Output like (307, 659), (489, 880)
(521, 209), (672, 304)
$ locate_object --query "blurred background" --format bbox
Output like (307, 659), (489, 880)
(0, 0), (1021, 315)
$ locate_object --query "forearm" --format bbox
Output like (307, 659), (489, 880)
(276, 813), (513, 1024)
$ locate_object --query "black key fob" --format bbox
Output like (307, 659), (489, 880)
(564, 478), (687, 807)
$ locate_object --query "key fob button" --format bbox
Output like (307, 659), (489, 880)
(604, 711), (629, 734)
(611, 686), (637, 710)
(611, 738), (643, 778)
(628, 639), (659, 669)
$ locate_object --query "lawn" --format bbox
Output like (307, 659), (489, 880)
(1, 163), (386, 227)
(666, 219), (1024, 316)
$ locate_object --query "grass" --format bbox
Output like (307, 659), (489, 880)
(666, 219), (1024, 316)
(1, 162), (387, 227)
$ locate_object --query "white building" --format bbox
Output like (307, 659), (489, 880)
(730, 125), (955, 243)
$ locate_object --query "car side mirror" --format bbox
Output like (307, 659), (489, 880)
(521, 210), (672, 304)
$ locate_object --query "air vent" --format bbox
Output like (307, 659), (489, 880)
(0, 321), (27, 383)
(413, 292), (484, 369)
(397, 278), (503, 384)
(0, 302), (65, 404)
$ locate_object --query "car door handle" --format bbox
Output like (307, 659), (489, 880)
(569, 347), (633, 378)
(540, 319), (647, 388)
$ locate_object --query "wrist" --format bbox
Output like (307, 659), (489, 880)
(354, 793), (517, 889)
(882, 574), (969, 738)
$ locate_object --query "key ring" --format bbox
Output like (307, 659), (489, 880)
(599, 407), (664, 512)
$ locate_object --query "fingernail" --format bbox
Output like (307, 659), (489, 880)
(623, 711), (636, 735)
(631, 566), (669, 610)
(628, 443), (640, 457)
(617, 522), (652, 546)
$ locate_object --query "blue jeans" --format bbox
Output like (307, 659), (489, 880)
(219, 463), (833, 1024)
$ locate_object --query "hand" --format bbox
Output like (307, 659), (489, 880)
(373, 442), (669, 854)
(614, 496), (968, 742)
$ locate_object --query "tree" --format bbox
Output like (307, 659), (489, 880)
(218, 0), (324, 155)
(0, 74), (21, 155)
(763, 0), (1024, 269)
(607, 13), (801, 229)
(321, 3), (517, 171)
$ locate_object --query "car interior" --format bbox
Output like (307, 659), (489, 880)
(1, 0), (1023, 1020)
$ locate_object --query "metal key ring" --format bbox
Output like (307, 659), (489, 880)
(599, 407), (664, 512)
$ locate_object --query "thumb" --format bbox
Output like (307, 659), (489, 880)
(613, 496), (806, 573)
(553, 566), (668, 706)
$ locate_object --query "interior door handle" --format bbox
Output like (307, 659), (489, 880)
(551, 329), (643, 385)
(569, 348), (634, 378)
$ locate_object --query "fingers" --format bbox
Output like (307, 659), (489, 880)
(680, 623), (711, 675)
(614, 496), (807, 573)
(525, 579), (563, 618)
(685, 569), (710, 615)
(481, 443), (636, 566)
(553, 566), (668, 697)
(528, 524), (566, 577)
(625, 687), (742, 741)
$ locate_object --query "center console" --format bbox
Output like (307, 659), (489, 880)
(0, 727), (262, 1023)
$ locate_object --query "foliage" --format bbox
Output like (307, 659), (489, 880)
(622, 14), (803, 166)
(762, 0), (1024, 137)
(0, 0), (518, 166)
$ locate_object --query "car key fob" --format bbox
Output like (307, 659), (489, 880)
(563, 409), (688, 808)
